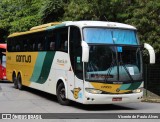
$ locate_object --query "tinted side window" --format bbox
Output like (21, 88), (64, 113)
(7, 38), (12, 52)
(37, 34), (45, 51)
(8, 31), (47, 52)
(55, 27), (68, 52)
(46, 31), (56, 51)
(69, 26), (82, 79)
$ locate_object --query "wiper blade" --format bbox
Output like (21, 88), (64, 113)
(121, 63), (134, 83)
(105, 55), (115, 82)
(119, 50), (134, 83)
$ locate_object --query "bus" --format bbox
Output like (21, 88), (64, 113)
(0, 43), (6, 81)
(6, 21), (155, 105)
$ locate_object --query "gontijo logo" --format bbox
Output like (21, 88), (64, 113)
(16, 55), (31, 63)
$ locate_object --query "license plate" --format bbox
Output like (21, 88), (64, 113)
(112, 97), (122, 101)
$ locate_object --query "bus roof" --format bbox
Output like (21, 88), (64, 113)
(8, 21), (136, 38)
(64, 21), (137, 30)
(8, 22), (62, 38)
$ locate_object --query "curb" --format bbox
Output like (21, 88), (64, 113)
(142, 99), (160, 103)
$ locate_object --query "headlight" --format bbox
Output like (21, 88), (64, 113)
(133, 88), (143, 93)
(85, 88), (102, 94)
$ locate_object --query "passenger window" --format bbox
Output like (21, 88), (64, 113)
(37, 34), (45, 51)
(38, 43), (43, 51)
(50, 42), (55, 50)
(55, 27), (68, 52)
(47, 32), (56, 51)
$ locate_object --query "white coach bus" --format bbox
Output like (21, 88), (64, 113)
(7, 21), (155, 105)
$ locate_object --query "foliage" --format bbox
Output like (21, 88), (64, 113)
(62, 0), (128, 21)
(0, 0), (43, 42)
(126, 0), (160, 43)
(125, 0), (160, 62)
(40, 0), (67, 23)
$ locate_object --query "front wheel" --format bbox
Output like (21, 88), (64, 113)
(57, 83), (70, 105)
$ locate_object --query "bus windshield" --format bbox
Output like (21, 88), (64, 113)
(83, 28), (138, 45)
(83, 28), (142, 83)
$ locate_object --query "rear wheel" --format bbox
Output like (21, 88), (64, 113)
(57, 83), (70, 105)
(17, 74), (23, 90)
(12, 73), (18, 89)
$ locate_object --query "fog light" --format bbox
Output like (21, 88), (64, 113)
(85, 88), (102, 94)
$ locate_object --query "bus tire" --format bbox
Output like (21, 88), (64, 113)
(13, 73), (18, 89)
(17, 74), (23, 90)
(57, 82), (70, 105)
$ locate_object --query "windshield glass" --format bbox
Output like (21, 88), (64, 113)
(85, 45), (142, 83)
(83, 27), (142, 83)
(83, 28), (138, 45)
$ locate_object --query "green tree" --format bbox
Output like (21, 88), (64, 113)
(0, 0), (43, 42)
(62, 0), (131, 21)
(125, 0), (160, 62)
(40, 0), (67, 23)
(9, 0), (43, 33)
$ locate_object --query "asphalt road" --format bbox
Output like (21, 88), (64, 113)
(0, 81), (160, 121)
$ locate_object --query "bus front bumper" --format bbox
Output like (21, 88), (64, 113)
(83, 92), (143, 104)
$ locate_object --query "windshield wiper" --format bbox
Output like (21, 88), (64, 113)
(119, 53), (134, 83)
(105, 53), (115, 82)
(121, 63), (134, 82)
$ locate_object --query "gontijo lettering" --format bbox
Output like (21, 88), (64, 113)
(16, 55), (31, 63)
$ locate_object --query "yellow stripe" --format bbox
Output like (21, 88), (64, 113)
(8, 28), (46, 38)
(91, 82), (130, 93)
(8, 22), (61, 38)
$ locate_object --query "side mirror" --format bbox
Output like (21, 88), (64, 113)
(81, 41), (89, 62)
(144, 43), (155, 64)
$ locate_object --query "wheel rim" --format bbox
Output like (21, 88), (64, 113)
(60, 88), (66, 100)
